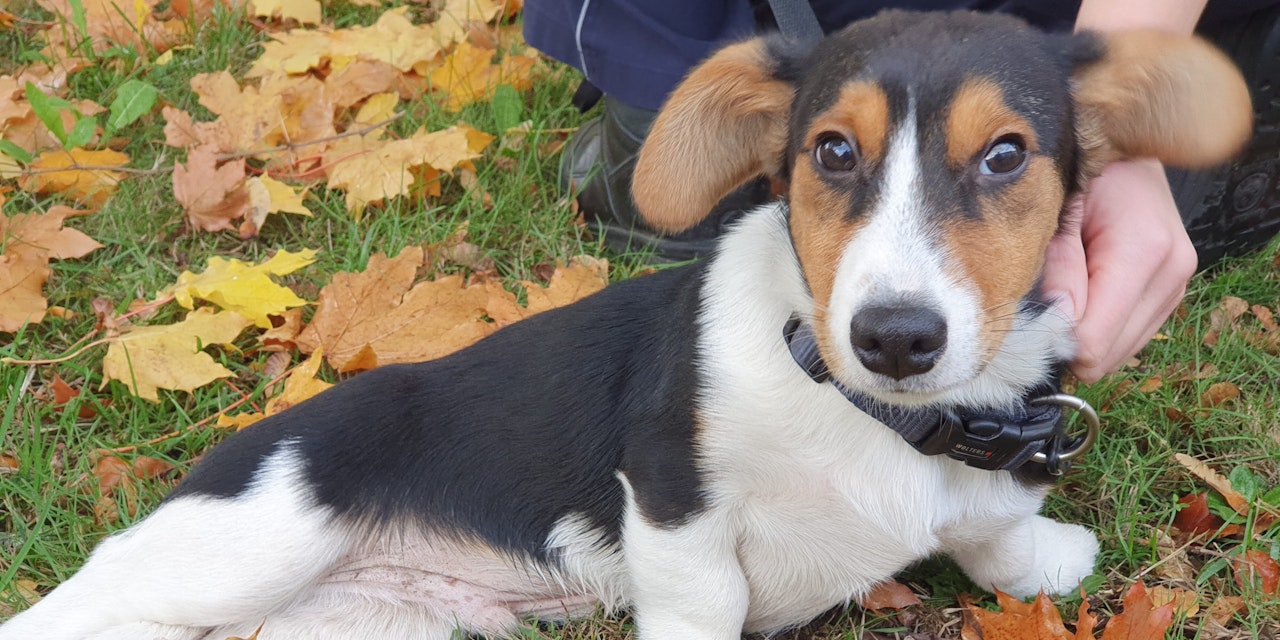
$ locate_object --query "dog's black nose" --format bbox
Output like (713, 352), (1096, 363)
(850, 305), (947, 380)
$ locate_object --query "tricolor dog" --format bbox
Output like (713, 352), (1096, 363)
(0, 10), (1251, 640)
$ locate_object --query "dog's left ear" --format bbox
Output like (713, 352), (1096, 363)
(1071, 30), (1252, 177)
(633, 39), (795, 232)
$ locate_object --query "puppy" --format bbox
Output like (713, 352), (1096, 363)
(0, 10), (1250, 640)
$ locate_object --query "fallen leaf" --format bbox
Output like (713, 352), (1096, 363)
(295, 247), (510, 371)
(1173, 453), (1251, 515)
(1146, 586), (1198, 617)
(162, 249), (316, 328)
(518, 255), (609, 317)
(1233, 549), (1280, 595)
(1100, 581), (1174, 640)
(251, 0), (320, 24)
(1251, 305), (1277, 331)
(19, 148), (129, 207)
(219, 349), (333, 430)
(0, 454), (18, 475)
(859, 579), (922, 610)
(1199, 381), (1240, 408)
(0, 206), (103, 331)
(261, 307), (305, 351)
(1205, 595), (1246, 625)
(427, 40), (538, 110)
(1149, 529), (1200, 582)
(961, 590), (1079, 640)
(323, 124), (490, 214)
(101, 308), (253, 401)
(1173, 493), (1227, 538)
(172, 145), (252, 232)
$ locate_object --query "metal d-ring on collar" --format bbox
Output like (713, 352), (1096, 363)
(782, 315), (1101, 476)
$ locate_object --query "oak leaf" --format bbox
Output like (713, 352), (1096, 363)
(19, 148), (129, 207)
(172, 145), (251, 232)
(101, 308), (253, 401)
(161, 249), (316, 328)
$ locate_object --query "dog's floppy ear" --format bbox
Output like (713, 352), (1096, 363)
(1072, 30), (1252, 178)
(633, 39), (794, 232)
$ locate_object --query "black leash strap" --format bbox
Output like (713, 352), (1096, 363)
(766, 0), (824, 42)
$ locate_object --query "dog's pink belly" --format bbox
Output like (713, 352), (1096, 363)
(305, 538), (600, 631)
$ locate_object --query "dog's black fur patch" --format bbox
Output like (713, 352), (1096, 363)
(170, 264), (711, 560)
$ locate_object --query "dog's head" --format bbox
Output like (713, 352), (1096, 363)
(633, 10), (1250, 402)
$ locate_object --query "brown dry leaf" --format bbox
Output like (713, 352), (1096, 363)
(1233, 549), (1280, 595)
(0, 251), (51, 332)
(0, 454), (18, 475)
(173, 146), (252, 232)
(19, 148), (129, 207)
(92, 455), (137, 523)
(960, 590), (1080, 640)
(296, 247), (518, 371)
(261, 307), (306, 351)
(1100, 581), (1174, 640)
(0, 206), (103, 331)
(1203, 296), (1251, 347)
(519, 255), (609, 316)
(1199, 381), (1240, 409)
(1146, 586), (1198, 617)
(1205, 595), (1246, 626)
(1137, 376), (1163, 393)
(858, 579), (922, 611)
(101, 308), (253, 401)
(1251, 304), (1277, 331)
(1172, 493), (1230, 540)
(36, 0), (182, 53)
(1149, 529), (1200, 582)
(131, 456), (176, 480)
(1173, 453), (1250, 515)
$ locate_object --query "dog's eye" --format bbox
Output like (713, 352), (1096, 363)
(980, 137), (1027, 175)
(814, 134), (858, 172)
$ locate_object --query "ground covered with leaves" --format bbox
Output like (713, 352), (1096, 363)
(1, 1), (1278, 639)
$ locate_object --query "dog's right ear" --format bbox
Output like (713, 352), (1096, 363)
(633, 39), (795, 233)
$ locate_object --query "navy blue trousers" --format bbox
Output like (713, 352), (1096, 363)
(524, 0), (1277, 111)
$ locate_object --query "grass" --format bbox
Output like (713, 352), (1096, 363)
(2, 2), (1279, 638)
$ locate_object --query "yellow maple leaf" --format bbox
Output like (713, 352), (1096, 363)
(162, 249), (317, 328)
(354, 92), (399, 126)
(0, 251), (53, 333)
(19, 148), (129, 208)
(102, 308), (253, 402)
(248, 8), (442, 77)
(250, 0), (320, 24)
(241, 175), (314, 237)
(427, 41), (537, 110)
(218, 349), (334, 430)
(520, 256), (609, 316)
(323, 125), (490, 214)
(434, 0), (504, 46)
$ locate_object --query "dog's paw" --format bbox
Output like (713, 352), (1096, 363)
(998, 518), (1099, 599)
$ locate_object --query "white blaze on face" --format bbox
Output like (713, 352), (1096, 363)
(824, 94), (984, 398)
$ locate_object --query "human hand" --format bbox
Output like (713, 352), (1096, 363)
(1042, 158), (1198, 383)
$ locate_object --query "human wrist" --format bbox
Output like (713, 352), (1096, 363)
(1074, 0), (1206, 34)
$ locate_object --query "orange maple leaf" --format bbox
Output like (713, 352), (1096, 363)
(427, 40), (537, 110)
(1100, 582), (1175, 639)
(962, 591), (1087, 640)
(0, 206), (103, 332)
(172, 146), (251, 232)
(19, 148), (129, 208)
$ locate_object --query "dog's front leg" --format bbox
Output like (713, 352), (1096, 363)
(941, 513), (1099, 599)
(620, 478), (749, 640)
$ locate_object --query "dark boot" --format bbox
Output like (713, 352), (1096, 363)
(1171, 5), (1280, 269)
(560, 95), (770, 261)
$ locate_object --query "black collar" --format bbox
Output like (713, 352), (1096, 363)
(782, 315), (1096, 475)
